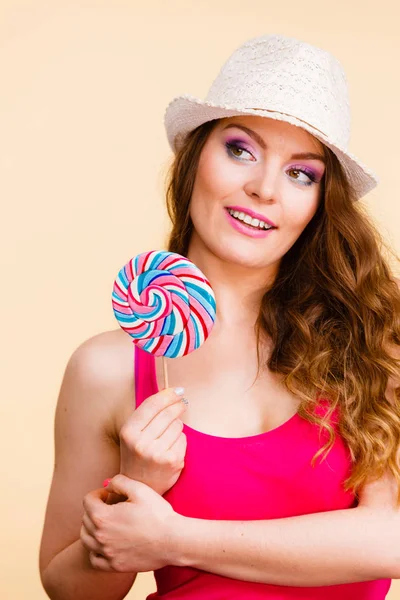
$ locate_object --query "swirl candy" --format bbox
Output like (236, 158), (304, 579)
(112, 250), (216, 358)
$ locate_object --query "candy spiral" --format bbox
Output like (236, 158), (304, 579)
(112, 250), (216, 358)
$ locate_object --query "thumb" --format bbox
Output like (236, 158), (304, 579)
(105, 473), (148, 501)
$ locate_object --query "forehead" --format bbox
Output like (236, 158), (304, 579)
(214, 115), (324, 153)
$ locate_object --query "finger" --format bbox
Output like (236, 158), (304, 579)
(140, 401), (187, 440)
(88, 550), (113, 572)
(129, 387), (186, 432)
(83, 488), (110, 517)
(106, 473), (150, 500)
(104, 491), (127, 505)
(165, 430), (187, 458)
(151, 418), (184, 451)
(82, 512), (96, 536)
(80, 523), (103, 555)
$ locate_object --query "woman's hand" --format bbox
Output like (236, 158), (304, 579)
(118, 386), (188, 496)
(80, 474), (179, 572)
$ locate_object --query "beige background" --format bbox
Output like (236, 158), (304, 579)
(1, 0), (399, 598)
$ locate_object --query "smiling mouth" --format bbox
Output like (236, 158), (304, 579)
(226, 208), (276, 230)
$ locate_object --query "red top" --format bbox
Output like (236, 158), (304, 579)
(134, 345), (392, 599)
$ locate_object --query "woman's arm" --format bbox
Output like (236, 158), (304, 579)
(166, 324), (400, 587)
(41, 539), (136, 600)
(39, 332), (137, 600)
(168, 501), (400, 586)
(84, 471), (400, 586)
(165, 397), (400, 589)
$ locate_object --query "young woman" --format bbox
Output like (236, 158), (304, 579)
(39, 34), (400, 599)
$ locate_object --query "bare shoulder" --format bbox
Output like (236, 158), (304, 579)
(68, 328), (136, 443)
(73, 327), (134, 373)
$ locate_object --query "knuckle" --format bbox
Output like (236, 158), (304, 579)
(112, 473), (126, 488)
(92, 511), (107, 529)
(79, 524), (86, 542)
(176, 432), (187, 449)
(134, 438), (150, 457)
(172, 419), (184, 434)
(176, 448), (186, 462)
(151, 449), (165, 464)
(120, 425), (139, 445)
(102, 544), (113, 559)
(95, 530), (107, 545)
(89, 552), (98, 568)
(163, 452), (181, 468)
(119, 424), (130, 440)
(110, 558), (125, 572)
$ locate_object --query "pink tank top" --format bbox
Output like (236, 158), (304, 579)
(134, 345), (392, 599)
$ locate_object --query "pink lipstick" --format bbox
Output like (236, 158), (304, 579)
(227, 205), (277, 228)
(224, 208), (277, 239)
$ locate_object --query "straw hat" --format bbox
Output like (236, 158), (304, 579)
(164, 33), (378, 201)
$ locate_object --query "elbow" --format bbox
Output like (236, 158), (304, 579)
(40, 565), (55, 599)
(40, 560), (61, 600)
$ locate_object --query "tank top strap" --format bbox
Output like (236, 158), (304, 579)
(134, 344), (158, 410)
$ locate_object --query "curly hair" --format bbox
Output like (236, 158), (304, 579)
(162, 118), (400, 506)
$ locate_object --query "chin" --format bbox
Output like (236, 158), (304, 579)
(213, 243), (264, 268)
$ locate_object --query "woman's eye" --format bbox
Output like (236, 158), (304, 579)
(225, 142), (254, 161)
(225, 144), (318, 187)
(287, 168), (316, 186)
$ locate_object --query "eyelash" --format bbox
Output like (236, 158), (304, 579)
(225, 141), (318, 187)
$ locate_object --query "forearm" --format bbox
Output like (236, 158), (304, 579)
(41, 539), (137, 600)
(170, 505), (399, 586)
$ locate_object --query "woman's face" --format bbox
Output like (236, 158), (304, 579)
(188, 115), (326, 272)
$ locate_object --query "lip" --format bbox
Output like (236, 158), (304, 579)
(226, 205), (277, 228)
(224, 209), (276, 239)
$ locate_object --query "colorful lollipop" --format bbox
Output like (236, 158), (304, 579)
(112, 251), (216, 365)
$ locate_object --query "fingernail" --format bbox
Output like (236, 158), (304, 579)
(102, 478), (111, 487)
(174, 387), (185, 396)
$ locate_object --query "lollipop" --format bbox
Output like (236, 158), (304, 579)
(112, 250), (216, 385)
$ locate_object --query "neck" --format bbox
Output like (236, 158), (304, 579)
(186, 231), (278, 329)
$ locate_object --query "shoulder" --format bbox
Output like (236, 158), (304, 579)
(70, 328), (134, 384)
(66, 328), (136, 442)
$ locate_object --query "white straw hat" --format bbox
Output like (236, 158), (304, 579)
(164, 33), (379, 201)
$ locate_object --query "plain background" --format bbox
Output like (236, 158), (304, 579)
(1, 0), (399, 598)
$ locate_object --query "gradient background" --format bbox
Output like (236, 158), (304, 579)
(1, 0), (399, 598)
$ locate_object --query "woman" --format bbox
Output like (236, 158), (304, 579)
(39, 34), (400, 599)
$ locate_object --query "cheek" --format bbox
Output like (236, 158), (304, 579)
(284, 193), (320, 234)
(194, 146), (241, 201)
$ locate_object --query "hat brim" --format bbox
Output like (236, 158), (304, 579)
(164, 94), (379, 201)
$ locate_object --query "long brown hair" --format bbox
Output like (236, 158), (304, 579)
(163, 118), (400, 506)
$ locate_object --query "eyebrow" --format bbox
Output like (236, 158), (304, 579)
(221, 123), (326, 164)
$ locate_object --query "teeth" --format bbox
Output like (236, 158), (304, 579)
(227, 209), (273, 230)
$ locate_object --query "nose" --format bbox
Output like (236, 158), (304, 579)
(243, 162), (279, 204)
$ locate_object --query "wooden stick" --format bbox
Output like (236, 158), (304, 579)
(162, 356), (169, 390)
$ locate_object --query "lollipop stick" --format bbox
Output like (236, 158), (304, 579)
(162, 356), (169, 389)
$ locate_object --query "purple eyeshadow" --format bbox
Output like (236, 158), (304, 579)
(224, 135), (325, 183)
(293, 165), (324, 182)
(225, 136), (254, 153)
